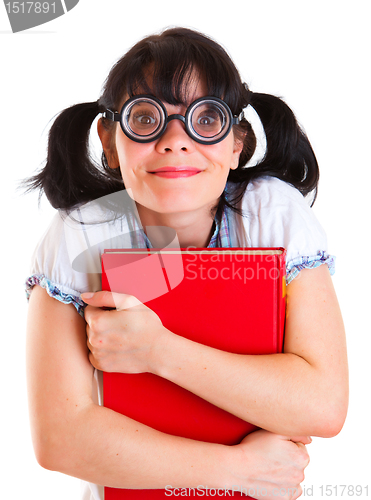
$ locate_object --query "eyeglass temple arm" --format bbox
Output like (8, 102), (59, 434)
(103, 109), (121, 122)
(232, 110), (245, 125)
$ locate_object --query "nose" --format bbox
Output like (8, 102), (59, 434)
(155, 117), (195, 154)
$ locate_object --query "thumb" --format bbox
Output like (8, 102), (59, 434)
(81, 291), (142, 310)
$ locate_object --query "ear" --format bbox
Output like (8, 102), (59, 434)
(230, 136), (244, 170)
(97, 118), (119, 169)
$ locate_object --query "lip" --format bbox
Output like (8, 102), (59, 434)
(149, 166), (202, 178)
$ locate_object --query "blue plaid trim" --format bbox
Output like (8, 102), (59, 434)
(25, 274), (85, 317)
(286, 251), (336, 284)
(208, 210), (232, 248)
(131, 226), (149, 248)
(138, 228), (153, 249)
(126, 212), (149, 249)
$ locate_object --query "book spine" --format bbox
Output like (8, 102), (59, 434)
(278, 250), (287, 351)
(101, 257), (110, 292)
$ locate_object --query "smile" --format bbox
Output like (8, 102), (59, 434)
(149, 167), (202, 178)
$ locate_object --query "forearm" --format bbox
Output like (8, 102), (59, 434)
(36, 400), (311, 498)
(152, 267), (348, 437)
(42, 401), (229, 489)
(153, 334), (321, 435)
(154, 336), (333, 436)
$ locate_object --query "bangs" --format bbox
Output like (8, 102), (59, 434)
(105, 28), (243, 114)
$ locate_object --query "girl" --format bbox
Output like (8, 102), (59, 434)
(25, 27), (348, 500)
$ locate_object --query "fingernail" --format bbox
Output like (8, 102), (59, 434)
(81, 292), (94, 299)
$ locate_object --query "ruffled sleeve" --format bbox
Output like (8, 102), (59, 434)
(25, 210), (103, 316)
(231, 176), (335, 284)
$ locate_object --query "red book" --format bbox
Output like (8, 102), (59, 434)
(101, 248), (286, 499)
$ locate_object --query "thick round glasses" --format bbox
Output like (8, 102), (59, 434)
(104, 95), (243, 145)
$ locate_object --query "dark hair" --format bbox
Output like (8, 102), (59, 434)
(23, 27), (319, 214)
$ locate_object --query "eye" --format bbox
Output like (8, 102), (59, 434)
(132, 111), (157, 128)
(197, 114), (217, 126)
(126, 100), (163, 134)
(193, 106), (224, 137)
(197, 109), (221, 126)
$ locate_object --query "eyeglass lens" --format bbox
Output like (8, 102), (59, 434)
(126, 100), (164, 138)
(188, 101), (226, 139)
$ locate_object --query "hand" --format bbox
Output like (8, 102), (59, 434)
(82, 291), (166, 374)
(227, 430), (310, 499)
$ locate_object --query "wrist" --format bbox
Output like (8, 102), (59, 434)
(150, 327), (197, 381)
(148, 325), (176, 375)
(217, 443), (247, 490)
(187, 442), (236, 490)
(198, 443), (249, 491)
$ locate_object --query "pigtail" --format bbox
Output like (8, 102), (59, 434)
(243, 93), (319, 202)
(23, 101), (123, 209)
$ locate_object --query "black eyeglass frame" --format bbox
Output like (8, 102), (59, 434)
(103, 95), (244, 145)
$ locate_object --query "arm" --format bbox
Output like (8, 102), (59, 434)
(26, 285), (309, 496)
(84, 265), (349, 438)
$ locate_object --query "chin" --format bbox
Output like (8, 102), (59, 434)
(144, 195), (201, 213)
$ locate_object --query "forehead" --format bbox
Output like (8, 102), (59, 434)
(125, 68), (209, 107)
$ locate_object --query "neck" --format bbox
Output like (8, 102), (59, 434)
(135, 203), (216, 249)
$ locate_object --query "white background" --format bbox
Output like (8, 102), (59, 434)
(1, 1), (370, 498)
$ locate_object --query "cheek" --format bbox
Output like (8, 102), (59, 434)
(115, 137), (140, 176)
(115, 132), (131, 165)
(115, 130), (155, 166)
(205, 143), (236, 173)
(212, 135), (235, 160)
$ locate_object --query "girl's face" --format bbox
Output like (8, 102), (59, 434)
(102, 78), (243, 219)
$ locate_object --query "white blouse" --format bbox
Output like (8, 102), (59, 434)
(25, 176), (335, 500)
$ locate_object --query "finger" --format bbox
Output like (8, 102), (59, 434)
(290, 440), (310, 467)
(85, 325), (95, 351)
(88, 350), (100, 370)
(83, 304), (99, 323)
(81, 291), (142, 310)
(84, 304), (107, 327)
(292, 485), (303, 500)
(289, 436), (312, 445)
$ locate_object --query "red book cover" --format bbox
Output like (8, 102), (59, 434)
(101, 248), (286, 499)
